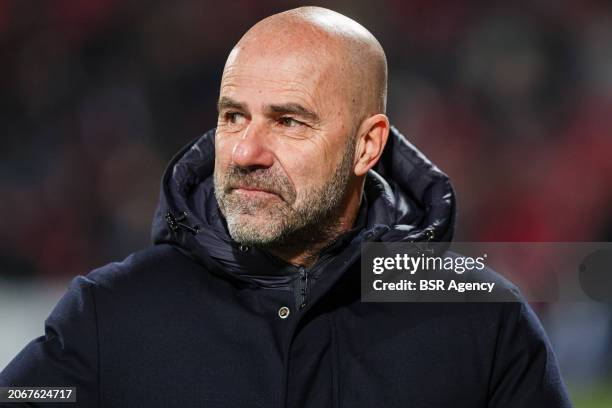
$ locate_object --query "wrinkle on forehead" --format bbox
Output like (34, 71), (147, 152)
(220, 64), (325, 114)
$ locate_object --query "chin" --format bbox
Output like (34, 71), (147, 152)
(227, 214), (283, 244)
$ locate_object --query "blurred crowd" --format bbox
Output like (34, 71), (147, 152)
(0, 0), (611, 280)
(0, 0), (611, 401)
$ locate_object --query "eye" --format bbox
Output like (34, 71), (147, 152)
(279, 117), (303, 127)
(225, 112), (245, 124)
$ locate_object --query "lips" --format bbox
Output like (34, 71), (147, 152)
(231, 185), (281, 199)
(234, 185), (273, 193)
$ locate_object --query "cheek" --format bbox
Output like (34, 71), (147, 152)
(214, 134), (234, 168)
(281, 148), (333, 198)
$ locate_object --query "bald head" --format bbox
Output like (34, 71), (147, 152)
(226, 6), (387, 117)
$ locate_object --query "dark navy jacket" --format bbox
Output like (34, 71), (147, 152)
(0, 127), (571, 407)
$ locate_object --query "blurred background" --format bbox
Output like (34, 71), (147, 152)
(0, 0), (610, 405)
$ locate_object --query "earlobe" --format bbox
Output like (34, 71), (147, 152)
(353, 154), (371, 177)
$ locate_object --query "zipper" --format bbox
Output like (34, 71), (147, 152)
(294, 250), (335, 310)
(298, 265), (309, 310)
(293, 228), (435, 310)
(293, 229), (383, 311)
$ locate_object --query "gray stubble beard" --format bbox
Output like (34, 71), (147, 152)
(214, 135), (357, 248)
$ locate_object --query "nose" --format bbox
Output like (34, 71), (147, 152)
(231, 122), (275, 169)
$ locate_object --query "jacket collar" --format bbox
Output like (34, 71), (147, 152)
(152, 126), (456, 285)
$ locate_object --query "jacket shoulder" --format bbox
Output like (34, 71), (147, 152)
(85, 244), (197, 290)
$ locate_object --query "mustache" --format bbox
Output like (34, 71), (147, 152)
(222, 166), (296, 203)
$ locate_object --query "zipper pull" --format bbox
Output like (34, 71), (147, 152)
(165, 211), (201, 235)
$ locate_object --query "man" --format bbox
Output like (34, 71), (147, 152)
(0, 6), (571, 408)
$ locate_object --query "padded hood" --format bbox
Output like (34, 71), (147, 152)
(151, 126), (456, 285)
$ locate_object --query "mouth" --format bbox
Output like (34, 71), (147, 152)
(231, 186), (281, 200)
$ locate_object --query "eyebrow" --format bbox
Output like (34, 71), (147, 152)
(217, 96), (320, 124)
(217, 96), (246, 112)
(267, 103), (320, 123)
(217, 96), (246, 113)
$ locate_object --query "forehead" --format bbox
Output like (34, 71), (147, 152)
(220, 46), (343, 108)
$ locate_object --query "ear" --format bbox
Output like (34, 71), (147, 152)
(353, 114), (390, 177)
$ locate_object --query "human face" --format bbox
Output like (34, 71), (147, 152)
(213, 46), (357, 246)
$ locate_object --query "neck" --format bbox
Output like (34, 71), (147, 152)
(266, 183), (364, 268)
